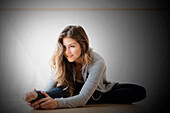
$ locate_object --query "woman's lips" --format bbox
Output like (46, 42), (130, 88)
(67, 55), (73, 58)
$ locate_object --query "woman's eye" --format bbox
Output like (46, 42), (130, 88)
(70, 46), (75, 47)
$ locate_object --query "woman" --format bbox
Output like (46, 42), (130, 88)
(24, 25), (146, 110)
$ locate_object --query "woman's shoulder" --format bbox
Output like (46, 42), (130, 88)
(90, 48), (105, 63)
(86, 49), (106, 72)
(88, 48), (106, 70)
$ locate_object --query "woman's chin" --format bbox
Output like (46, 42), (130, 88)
(67, 59), (75, 62)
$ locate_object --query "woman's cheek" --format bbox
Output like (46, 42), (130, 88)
(71, 47), (76, 53)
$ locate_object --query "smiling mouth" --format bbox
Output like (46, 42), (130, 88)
(67, 55), (73, 58)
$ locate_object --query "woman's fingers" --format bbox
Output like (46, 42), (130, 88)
(30, 103), (40, 109)
(40, 100), (51, 109)
(34, 105), (40, 109)
(27, 91), (57, 110)
(34, 97), (49, 105)
(40, 99), (51, 107)
(40, 99), (58, 110)
(41, 91), (49, 97)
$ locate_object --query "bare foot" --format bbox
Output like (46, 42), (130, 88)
(24, 91), (38, 102)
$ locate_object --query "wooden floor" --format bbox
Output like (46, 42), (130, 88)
(1, 103), (144, 113)
(0, 95), (169, 113)
(30, 104), (143, 113)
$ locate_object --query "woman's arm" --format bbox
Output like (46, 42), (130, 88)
(57, 59), (106, 108)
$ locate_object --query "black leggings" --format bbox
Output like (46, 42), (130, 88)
(31, 83), (146, 104)
(87, 83), (146, 104)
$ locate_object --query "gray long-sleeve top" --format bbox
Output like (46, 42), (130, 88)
(44, 50), (116, 108)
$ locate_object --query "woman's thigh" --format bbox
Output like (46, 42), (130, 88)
(100, 83), (147, 104)
(88, 83), (146, 104)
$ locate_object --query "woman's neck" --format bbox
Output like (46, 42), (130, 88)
(75, 57), (83, 66)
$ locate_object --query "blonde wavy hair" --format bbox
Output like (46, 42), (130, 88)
(49, 25), (93, 96)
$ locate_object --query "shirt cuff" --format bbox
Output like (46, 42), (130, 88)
(55, 98), (65, 108)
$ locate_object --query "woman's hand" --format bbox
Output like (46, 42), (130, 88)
(32, 91), (58, 110)
(28, 102), (40, 110)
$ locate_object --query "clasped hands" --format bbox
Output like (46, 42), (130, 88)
(28, 91), (58, 110)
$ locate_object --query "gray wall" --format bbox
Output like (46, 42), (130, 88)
(0, 0), (169, 104)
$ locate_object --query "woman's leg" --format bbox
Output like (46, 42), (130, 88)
(29, 87), (67, 103)
(45, 87), (68, 98)
(25, 82), (83, 103)
(88, 83), (146, 104)
(101, 83), (146, 104)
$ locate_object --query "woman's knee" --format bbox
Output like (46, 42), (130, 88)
(134, 85), (147, 101)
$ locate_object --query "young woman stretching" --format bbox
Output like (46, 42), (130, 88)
(24, 25), (146, 110)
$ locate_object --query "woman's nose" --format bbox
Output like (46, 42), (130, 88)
(65, 48), (71, 54)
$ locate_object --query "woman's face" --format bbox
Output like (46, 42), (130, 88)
(63, 37), (82, 63)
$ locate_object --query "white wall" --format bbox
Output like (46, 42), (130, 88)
(0, 0), (169, 102)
